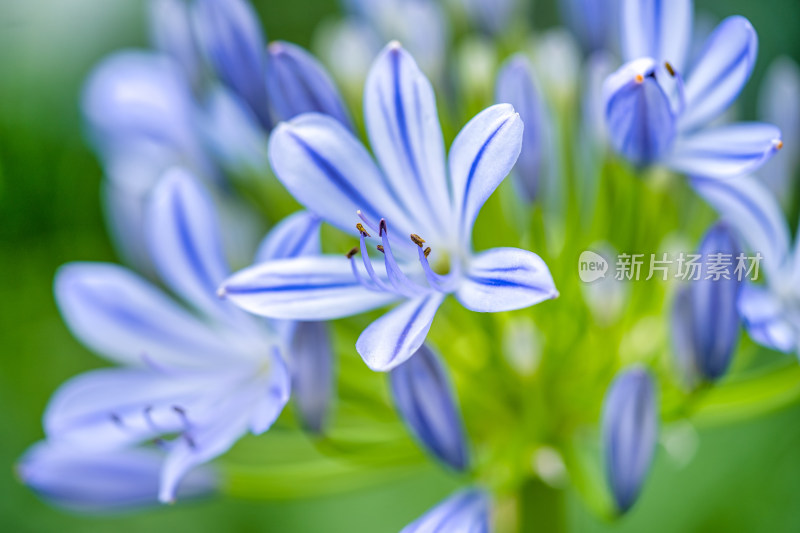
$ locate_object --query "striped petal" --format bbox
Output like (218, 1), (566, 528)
(401, 488), (490, 533)
(738, 283), (796, 353)
(457, 248), (558, 312)
(356, 293), (445, 372)
(621, 0), (692, 70)
(669, 123), (782, 178)
(254, 211), (322, 263)
(220, 256), (398, 320)
(449, 104), (523, 247)
(680, 16), (758, 132)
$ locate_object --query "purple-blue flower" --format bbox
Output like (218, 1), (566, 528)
(560, 0), (618, 53)
(602, 366), (658, 513)
(390, 344), (469, 470)
(220, 43), (558, 372)
(18, 443), (218, 513)
(38, 169), (334, 503)
(671, 224), (743, 383)
(401, 488), (490, 533)
(692, 175), (798, 354)
(603, 0), (782, 177)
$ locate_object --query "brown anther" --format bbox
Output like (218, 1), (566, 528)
(377, 245), (385, 254)
(379, 219), (387, 236)
(634, 74), (644, 84)
(664, 61), (676, 77)
(776, 140), (784, 150)
(424, 247), (431, 258)
(346, 247), (359, 259)
(410, 234), (426, 247)
(356, 223), (370, 237)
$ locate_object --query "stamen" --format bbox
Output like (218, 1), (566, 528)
(143, 406), (161, 433)
(357, 210), (380, 234)
(775, 139), (784, 150)
(377, 245), (385, 253)
(349, 253), (378, 290)
(183, 433), (197, 450)
(664, 61), (676, 77)
(346, 247), (359, 259)
(410, 234), (426, 247)
(173, 406), (191, 429)
(424, 247), (431, 258)
(417, 246), (454, 292)
(359, 232), (393, 291)
(379, 220), (428, 296)
(356, 223), (370, 237)
(634, 74), (644, 84)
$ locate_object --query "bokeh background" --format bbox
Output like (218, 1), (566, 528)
(2, 0), (800, 531)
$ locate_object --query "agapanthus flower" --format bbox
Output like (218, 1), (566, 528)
(603, 0), (782, 177)
(458, 0), (519, 36)
(693, 175), (800, 354)
(221, 43), (558, 372)
(560, 0), (618, 54)
(36, 169), (333, 503)
(671, 224), (742, 384)
(602, 366), (658, 513)
(18, 442), (218, 512)
(400, 488), (490, 533)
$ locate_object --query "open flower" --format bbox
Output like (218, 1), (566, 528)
(221, 43), (558, 372)
(38, 169), (332, 503)
(603, 0), (782, 177)
(401, 488), (490, 533)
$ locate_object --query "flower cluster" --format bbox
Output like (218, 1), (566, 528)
(17, 0), (800, 530)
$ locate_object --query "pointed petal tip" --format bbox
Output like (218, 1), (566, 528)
(216, 285), (227, 299)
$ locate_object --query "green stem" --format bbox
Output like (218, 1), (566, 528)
(518, 478), (568, 533)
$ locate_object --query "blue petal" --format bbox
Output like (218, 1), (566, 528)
(255, 211), (322, 263)
(738, 283), (796, 353)
(757, 57), (800, 201)
(449, 104), (524, 247)
(192, 0), (270, 127)
(268, 113), (417, 248)
(457, 248), (558, 312)
(55, 263), (235, 367)
(401, 488), (490, 533)
(82, 51), (198, 156)
(201, 86), (269, 176)
(43, 368), (228, 449)
(621, 0), (692, 70)
(680, 16), (758, 132)
(671, 287), (701, 387)
(18, 442), (217, 513)
(602, 366), (658, 513)
(364, 43), (450, 240)
(287, 321), (335, 433)
(149, 0), (201, 84)
(355, 293), (445, 372)
(265, 41), (352, 128)
(495, 55), (547, 202)
(390, 344), (469, 470)
(560, 0), (616, 53)
(146, 168), (231, 320)
(102, 181), (153, 275)
(248, 348), (292, 434)
(603, 58), (676, 167)
(669, 123), (782, 178)
(691, 175), (790, 279)
(221, 256), (399, 320)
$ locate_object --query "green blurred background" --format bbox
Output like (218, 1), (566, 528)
(1, 0), (799, 531)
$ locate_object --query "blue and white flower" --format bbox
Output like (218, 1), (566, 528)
(220, 43), (558, 372)
(401, 488), (490, 533)
(603, 0), (782, 177)
(39, 169), (332, 503)
(693, 175), (800, 355)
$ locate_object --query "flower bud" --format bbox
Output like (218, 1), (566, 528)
(390, 344), (469, 471)
(288, 321), (335, 433)
(602, 366), (658, 513)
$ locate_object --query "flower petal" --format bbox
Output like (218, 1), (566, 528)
(265, 41), (352, 128)
(669, 123), (782, 178)
(457, 248), (558, 312)
(691, 174), (790, 279)
(364, 42), (450, 239)
(356, 293), (445, 372)
(254, 211), (322, 263)
(221, 256), (398, 320)
(268, 113), (416, 247)
(737, 283), (796, 353)
(147, 168), (231, 320)
(192, 0), (270, 127)
(249, 348), (292, 434)
(390, 344), (469, 470)
(621, 0), (692, 71)
(55, 263), (235, 367)
(680, 16), (758, 132)
(449, 104), (523, 246)
(603, 58), (676, 167)
(287, 321), (335, 433)
(18, 442), (217, 513)
(401, 488), (490, 533)
(149, 0), (201, 84)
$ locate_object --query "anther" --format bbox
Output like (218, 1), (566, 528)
(410, 234), (426, 247)
(664, 61), (676, 77)
(346, 247), (359, 259)
(424, 247), (431, 258)
(183, 433), (197, 450)
(377, 245), (385, 253)
(379, 218), (387, 236)
(634, 74), (644, 84)
(356, 223), (370, 237)
(775, 139), (784, 150)
(110, 413), (124, 427)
